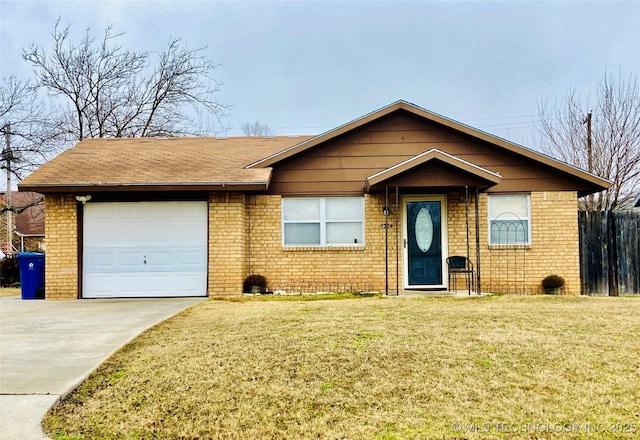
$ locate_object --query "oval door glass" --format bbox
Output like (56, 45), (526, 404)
(415, 207), (433, 252)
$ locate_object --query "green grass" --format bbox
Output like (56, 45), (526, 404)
(44, 295), (640, 439)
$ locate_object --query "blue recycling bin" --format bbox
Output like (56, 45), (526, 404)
(17, 252), (45, 300)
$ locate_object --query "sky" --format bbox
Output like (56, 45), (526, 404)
(1, 0), (639, 148)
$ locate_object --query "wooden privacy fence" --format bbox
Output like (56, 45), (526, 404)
(579, 210), (640, 295)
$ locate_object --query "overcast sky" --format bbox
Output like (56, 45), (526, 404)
(1, 0), (639, 147)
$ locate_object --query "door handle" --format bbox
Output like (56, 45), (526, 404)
(404, 239), (407, 249)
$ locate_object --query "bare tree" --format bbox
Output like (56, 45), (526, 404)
(1, 77), (55, 254)
(1, 76), (61, 179)
(23, 19), (226, 141)
(241, 121), (275, 137)
(538, 71), (640, 210)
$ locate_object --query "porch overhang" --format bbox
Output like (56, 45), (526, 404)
(364, 149), (502, 192)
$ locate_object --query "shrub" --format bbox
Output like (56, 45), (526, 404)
(243, 274), (267, 294)
(0, 257), (20, 287)
(541, 274), (565, 290)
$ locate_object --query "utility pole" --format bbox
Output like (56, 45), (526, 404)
(584, 111), (593, 208)
(3, 123), (13, 256)
(585, 111), (592, 173)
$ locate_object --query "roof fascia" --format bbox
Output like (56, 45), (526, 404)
(17, 181), (271, 193)
(365, 148), (502, 192)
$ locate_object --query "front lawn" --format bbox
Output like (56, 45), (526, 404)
(44, 295), (640, 439)
(0, 287), (20, 297)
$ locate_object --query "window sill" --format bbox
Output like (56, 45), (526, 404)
(488, 244), (532, 250)
(283, 246), (366, 252)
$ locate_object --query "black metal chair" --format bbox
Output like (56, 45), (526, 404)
(446, 256), (475, 295)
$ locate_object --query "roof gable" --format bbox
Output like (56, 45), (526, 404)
(249, 100), (610, 195)
(365, 149), (502, 192)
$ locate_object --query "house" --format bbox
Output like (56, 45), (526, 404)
(18, 100), (610, 299)
(0, 191), (45, 255)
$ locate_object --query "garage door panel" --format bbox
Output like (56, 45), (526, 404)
(118, 203), (147, 219)
(146, 251), (172, 270)
(84, 249), (116, 270)
(172, 272), (208, 294)
(143, 273), (175, 295)
(146, 245), (206, 271)
(84, 273), (120, 297)
(85, 247), (145, 272)
(116, 274), (152, 296)
(178, 249), (207, 267)
(83, 201), (208, 298)
(146, 202), (175, 217)
(84, 221), (118, 242)
(120, 250), (146, 269)
(118, 227), (147, 243)
(177, 224), (208, 241)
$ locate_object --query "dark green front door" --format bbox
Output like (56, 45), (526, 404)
(406, 200), (443, 287)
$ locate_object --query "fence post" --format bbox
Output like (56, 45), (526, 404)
(607, 211), (619, 297)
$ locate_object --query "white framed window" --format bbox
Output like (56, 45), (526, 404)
(282, 197), (364, 246)
(488, 194), (531, 245)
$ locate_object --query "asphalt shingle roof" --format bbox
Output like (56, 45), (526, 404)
(19, 136), (312, 192)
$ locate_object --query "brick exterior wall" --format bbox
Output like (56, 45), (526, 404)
(41, 190), (580, 298)
(242, 191), (581, 296)
(447, 191), (580, 295)
(208, 193), (248, 295)
(44, 195), (78, 299)
(245, 193), (394, 294)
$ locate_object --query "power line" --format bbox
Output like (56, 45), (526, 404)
(221, 111), (582, 137)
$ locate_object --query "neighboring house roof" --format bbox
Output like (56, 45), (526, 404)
(19, 136), (313, 193)
(0, 191), (45, 236)
(633, 192), (640, 208)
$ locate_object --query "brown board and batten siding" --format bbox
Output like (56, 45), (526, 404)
(264, 110), (602, 196)
(375, 161), (495, 190)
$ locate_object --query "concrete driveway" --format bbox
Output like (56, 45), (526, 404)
(0, 296), (206, 440)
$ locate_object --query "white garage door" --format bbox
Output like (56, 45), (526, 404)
(83, 201), (208, 298)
